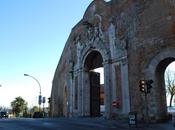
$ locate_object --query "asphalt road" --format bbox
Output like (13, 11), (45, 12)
(0, 117), (126, 130)
(0, 117), (174, 130)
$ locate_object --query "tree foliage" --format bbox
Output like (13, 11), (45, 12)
(31, 106), (39, 113)
(11, 96), (28, 117)
(165, 70), (175, 107)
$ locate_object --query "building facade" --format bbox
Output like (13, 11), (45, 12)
(50, 0), (175, 121)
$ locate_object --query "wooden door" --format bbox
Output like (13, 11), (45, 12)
(90, 72), (100, 117)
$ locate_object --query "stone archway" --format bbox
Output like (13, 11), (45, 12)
(155, 58), (175, 118)
(82, 50), (104, 117)
(145, 49), (175, 121)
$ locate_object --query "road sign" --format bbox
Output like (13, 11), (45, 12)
(112, 100), (120, 108)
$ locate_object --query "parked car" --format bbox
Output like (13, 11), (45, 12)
(33, 112), (44, 118)
(0, 111), (8, 118)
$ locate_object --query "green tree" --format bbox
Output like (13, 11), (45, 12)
(31, 106), (39, 113)
(165, 70), (175, 107)
(11, 96), (28, 117)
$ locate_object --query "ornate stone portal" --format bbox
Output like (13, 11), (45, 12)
(50, 0), (175, 121)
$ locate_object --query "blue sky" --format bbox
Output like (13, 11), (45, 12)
(0, 0), (92, 108)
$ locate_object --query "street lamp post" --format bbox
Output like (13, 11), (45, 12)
(24, 74), (42, 111)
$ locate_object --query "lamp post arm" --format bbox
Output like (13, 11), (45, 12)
(30, 76), (42, 95)
(24, 74), (41, 95)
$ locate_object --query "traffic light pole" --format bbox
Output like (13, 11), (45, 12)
(144, 92), (149, 124)
(139, 79), (153, 124)
(24, 74), (42, 112)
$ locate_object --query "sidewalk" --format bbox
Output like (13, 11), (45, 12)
(139, 122), (175, 130)
(74, 117), (175, 130)
(107, 119), (175, 130)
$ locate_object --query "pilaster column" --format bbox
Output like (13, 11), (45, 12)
(103, 60), (113, 118)
(77, 68), (83, 116)
(121, 58), (130, 114)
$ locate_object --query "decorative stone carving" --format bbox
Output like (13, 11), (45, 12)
(108, 19), (117, 59)
(94, 14), (105, 42)
(75, 35), (83, 65)
(83, 14), (105, 44)
(86, 25), (94, 42)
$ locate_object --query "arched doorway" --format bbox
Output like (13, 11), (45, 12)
(146, 49), (175, 120)
(165, 61), (175, 111)
(83, 50), (104, 117)
(155, 58), (175, 119)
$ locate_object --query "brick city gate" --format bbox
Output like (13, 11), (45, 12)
(50, 0), (175, 121)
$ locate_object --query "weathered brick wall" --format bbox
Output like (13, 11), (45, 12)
(128, 0), (175, 114)
(51, 0), (175, 119)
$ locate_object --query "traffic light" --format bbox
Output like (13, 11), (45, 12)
(48, 98), (51, 103)
(43, 97), (46, 104)
(146, 80), (153, 93)
(139, 80), (146, 93)
(38, 95), (42, 105)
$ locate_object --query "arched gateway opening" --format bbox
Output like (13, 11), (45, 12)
(155, 58), (175, 119)
(165, 62), (175, 110)
(83, 51), (104, 117)
(146, 49), (175, 120)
